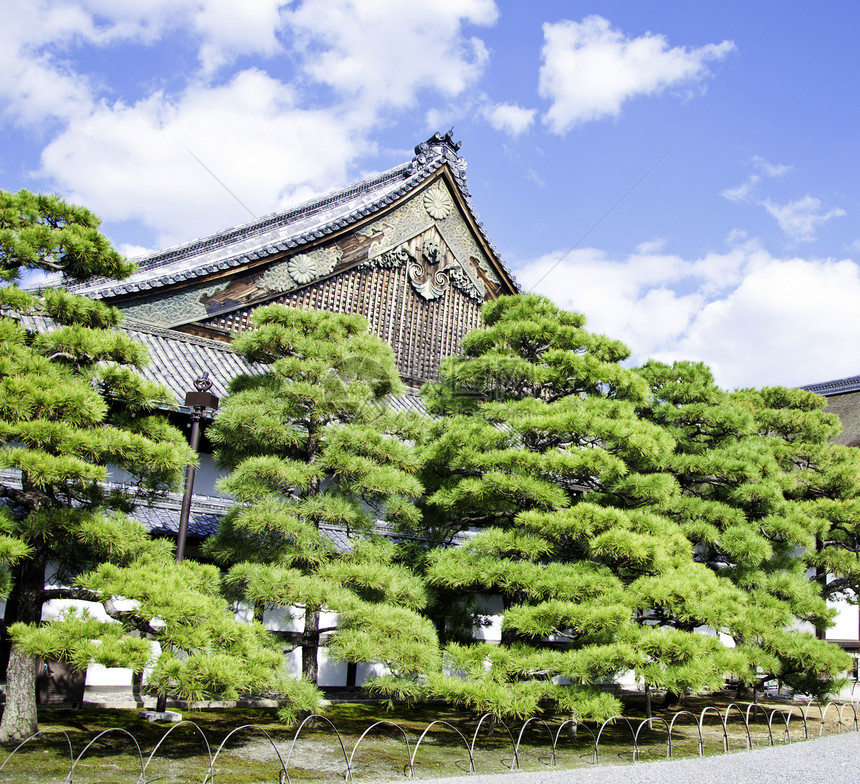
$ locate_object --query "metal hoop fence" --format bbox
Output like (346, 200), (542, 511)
(0, 698), (854, 782)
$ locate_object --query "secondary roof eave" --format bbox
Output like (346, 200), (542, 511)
(801, 374), (860, 397)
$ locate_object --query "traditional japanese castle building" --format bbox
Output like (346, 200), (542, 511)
(28, 133), (523, 702)
(28, 135), (860, 702)
(72, 131), (520, 544)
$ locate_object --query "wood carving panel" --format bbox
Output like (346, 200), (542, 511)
(198, 263), (483, 384)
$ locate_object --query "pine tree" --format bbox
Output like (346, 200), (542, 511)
(636, 361), (853, 696)
(205, 305), (439, 717)
(0, 190), (293, 738)
(370, 294), (848, 721)
(0, 189), (200, 739)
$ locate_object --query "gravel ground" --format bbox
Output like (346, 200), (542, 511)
(400, 732), (860, 784)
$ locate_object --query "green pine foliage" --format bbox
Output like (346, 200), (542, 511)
(0, 189), (277, 741)
(0, 190), (135, 283)
(402, 294), (852, 721)
(636, 359), (853, 694)
(206, 305), (439, 711)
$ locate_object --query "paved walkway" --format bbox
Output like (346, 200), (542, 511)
(407, 732), (860, 784)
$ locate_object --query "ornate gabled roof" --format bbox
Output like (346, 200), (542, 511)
(64, 132), (518, 302)
(801, 374), (860, 397)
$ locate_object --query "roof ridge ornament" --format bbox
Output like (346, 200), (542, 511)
(414, 130), (462, 156)
(412, 131), (463, 168)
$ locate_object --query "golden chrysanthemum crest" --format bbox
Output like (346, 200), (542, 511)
(423, 184), (453, 221)
(287, 254), (318, 284)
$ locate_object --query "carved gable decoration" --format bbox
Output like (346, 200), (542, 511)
(360, 227), (476, 302)
(409, 239), (449, 300)
(357, 181), (502, 304)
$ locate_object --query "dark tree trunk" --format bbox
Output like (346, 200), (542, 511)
(0, 548), (47, 743)
(302, 607), (320, 684)
(0, 646), (38, 741)
(302, 431), (322, 687)
(814, 536), (826, 639)
(661, 689), (682, 709)
(499, 592), (524, 646)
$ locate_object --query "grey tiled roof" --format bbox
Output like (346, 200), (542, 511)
(23, 314), (429, 416)
(135, 495), (227, 539)
(57, 132), (519, 301)
(801, 375), (860, 397)
(133, 492), (461, 550)
(118, 319), (429, 416)
(117, 321), (259, 404)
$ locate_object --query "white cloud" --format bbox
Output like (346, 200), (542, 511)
(38, 70), (360, 246)
(0, 0), (290, 127)
(635, 238), (667, 254)
(538, 16), (734, 133)
(721, 156), (789, 204)
(721, 175), (760, 204)
(484, 102), (536, 136)
(4, 0), (502, 246)
(515, 245), (860, 390)
(526, 168), (545, 187)
(668, 255), (860, 388)
(284, 0), (497, 112)
(193, 0), (285, 73)
(722, 157), (844, 243)
(751, 156), (791, 178)
(0, 2), (95, 125)
(762, 196), (846, 243)
(118, 244), (156, 260)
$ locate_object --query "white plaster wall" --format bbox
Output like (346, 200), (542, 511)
(39, 598), (137, 694)
(694, 625), (736, 648)
(107, 454), (229, 498)
(827, 599), (860, 641)
(318, 653), (348, 687)
(471, 594), (503, 642)
(263, 605), (300, 632)
(41, 598), (112, 623)
(259, 605), (340, 634)
(85, 663), (133, 688)
(282, 647), (348, 687)
(356, 661), (391, 681)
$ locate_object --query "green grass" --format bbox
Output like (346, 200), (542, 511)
(0, 696), (844, 783)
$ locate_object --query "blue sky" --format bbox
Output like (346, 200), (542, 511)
(2, 0), (859, 390)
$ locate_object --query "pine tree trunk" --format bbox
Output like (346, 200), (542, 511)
(303, 432), (321, 687)
(302, 607), (320, 684)
(0, 646), (38, 742)
(0, 548), (46, 743)
(814, 536), (826, 639)
(661, 689), (682, 709)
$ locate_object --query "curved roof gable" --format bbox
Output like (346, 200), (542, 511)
(68, 132), (518, 301)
